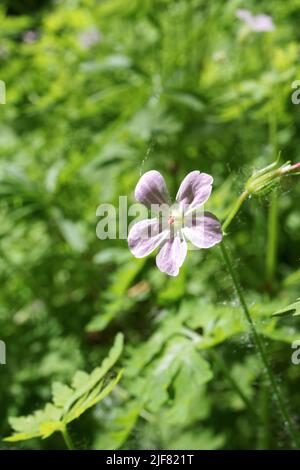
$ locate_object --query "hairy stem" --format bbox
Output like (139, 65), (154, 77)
(258, 382), (270, 449)
(220, 241), (300, 448)
(266, 103), (279, 283)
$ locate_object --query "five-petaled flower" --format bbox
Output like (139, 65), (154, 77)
(128, 170), (223, 276)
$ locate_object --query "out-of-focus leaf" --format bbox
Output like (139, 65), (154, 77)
(56, 219), (87, 253)
(94, 402), (142, 450)
(86, 258), (146, 331)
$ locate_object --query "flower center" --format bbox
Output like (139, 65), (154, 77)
(168, 216), (175, 225)
(167, 206), (184, 228)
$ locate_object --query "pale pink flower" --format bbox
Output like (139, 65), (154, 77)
(78, 27), (101, 49)
(236, 9), (275, 32)
(22, 31), (38, 43)
(128, 171), (222, 276)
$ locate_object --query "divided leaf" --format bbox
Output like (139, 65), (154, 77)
(4, 333), (124, 443)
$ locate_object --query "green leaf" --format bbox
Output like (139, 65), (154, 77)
(52, 383), (73, 407)
(4, 334), (124, 444)
(164, 90), (205, 112)
(56, 219), (87, 253)
(273, 298), (300, 317)
(66, 370), (123, 423)
(94, 402), (142, 450)
(143, 338), (213, 413)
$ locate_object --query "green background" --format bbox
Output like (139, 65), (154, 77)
(1, 0), (300, 450)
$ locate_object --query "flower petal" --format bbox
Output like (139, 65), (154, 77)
(128, 218), (167, 258)
(135, 170), (170, 208)
(176, 171), (213, 211)
(236, 9), (275, 32)
(252, 14), (275, 32)
(156, 234), (187, 276)
(182, 211), (222, 249)
(236, 9), (253, 23)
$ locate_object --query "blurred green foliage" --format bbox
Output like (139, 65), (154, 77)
(1, 0), (300, 450)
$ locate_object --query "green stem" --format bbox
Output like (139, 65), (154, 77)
(266, 191), (278, 283)
(61, 426), (75, 450)
(222, 190), (249, 233)
(258, 381), (270, 449)
(266, 102), (279, 283)
(220, 241), (300, 449)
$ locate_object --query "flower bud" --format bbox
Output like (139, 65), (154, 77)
(245, 160), (300, 196)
